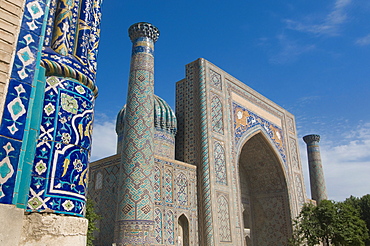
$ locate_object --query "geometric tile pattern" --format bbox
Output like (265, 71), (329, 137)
(252, 195), (290, 245)
(209, 69), (222, 91)
(116, 35), (155, 223)
(176, 59), (306, 245)
(295, 173), (305, 208)
(27, 76), (94, 216)
(115, 23), (159, 245)
(0, 80), (31, 141)
(0, 141), (19, 202)
(154, 208), (163, 244)
(176, 172), (188, 206)
(211, 95), (224, 135)
(88, 155), (121, 246)
(165, 209), (174, 245)
(214, 141), (227, 185)
(154, 165), (161, 202)
(239, 133), (292, 245)
(0, 0), (47, 205)
(164, 168), (173, 203)
(196, 59), (215, 246)
(217, 194), (231, 242)
(289, 137), (299, 169)
(303, 134), (327, 202)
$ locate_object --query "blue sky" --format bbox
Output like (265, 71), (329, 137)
(91, 0), (370, 201)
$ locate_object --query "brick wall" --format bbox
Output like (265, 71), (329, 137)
(0, 0), (25, 120)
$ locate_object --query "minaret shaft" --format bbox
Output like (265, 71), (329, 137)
(303, 134), (328, 203)
(114, 23), (159, 245)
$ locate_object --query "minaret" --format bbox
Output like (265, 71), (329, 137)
(114, 22), (159, 245)
(303, 134), (328, 203)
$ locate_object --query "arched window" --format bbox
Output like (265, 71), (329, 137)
(178, 214), (189, 246)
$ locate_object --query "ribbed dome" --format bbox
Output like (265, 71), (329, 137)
(116, 95), (177, 135)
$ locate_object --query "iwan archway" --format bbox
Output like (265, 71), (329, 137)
(238, 130), (292, 245)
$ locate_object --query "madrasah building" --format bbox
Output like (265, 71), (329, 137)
(0, 0), (327, 245)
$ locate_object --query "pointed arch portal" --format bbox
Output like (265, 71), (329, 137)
(238, 132), (292, 245)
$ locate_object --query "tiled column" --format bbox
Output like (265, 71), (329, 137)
(114, 22), (159, 245)
(303, 134), (328, 203)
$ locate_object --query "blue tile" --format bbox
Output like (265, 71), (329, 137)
(0, 136), (22, 204)
(0, 79), (32, 140)
(21, 0), (47, 37)
(10, 30), (40, 84)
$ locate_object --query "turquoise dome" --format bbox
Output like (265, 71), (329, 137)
(116, 95), (177, 135)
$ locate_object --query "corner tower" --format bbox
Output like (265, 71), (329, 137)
(114, 22), (159, 245)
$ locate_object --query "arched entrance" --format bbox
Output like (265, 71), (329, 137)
(238, 132), (291, 245)
(178, 214), (189, 246)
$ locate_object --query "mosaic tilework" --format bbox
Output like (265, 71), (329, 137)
(217, 194), (232, 242)
(0, 0), (48, 205)
(154, 165), (161, 202)
(115, 23), (159, 245)
(74, 0), (102, 74)
(42, 0), (103, 92)
(239, 132), (292, 245)
(154, 158), (196, 208)
(295, 173), (305, 208)
(209, 69), (222, 91)
(214, 140), (227, 185)
(175, 77), (196, 164)
(165, 210), (174, 244)
(51, 0), (80, 56)
(287, 116), (295, 133)
(164, 168), (173, 203)
(117, 96), (177, 159)
(252, 195), (290, 245)
(289, 137), (299, 169)
(150, 157), (198, 245)
(88, 155), (121, 246)
(176, 59), (216, 245)
(233, 102), (287, 172)
(0, 80), (32, 140)
(211, 95), (224, 135)
(196, 59), (215, 246)
(176, 172), (188, 206)
(0, 139), (22, 203)
(154, 128), (175, 159)
(27, 76), (94, 216)
(117, 40), (155, 221)
(303, 134), (327, 202)
(154, 208), (163, 244)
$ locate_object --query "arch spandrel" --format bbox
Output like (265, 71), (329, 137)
(236, 125), (289, 180)
(233, 101), (289, 176)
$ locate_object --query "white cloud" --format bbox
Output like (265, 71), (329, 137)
(300, 122), (370, 201)
(284, 0), (352, 36)
(269, 34), (315, 64)
(90, 116), (117, 161)
(355, 34), (370, 46)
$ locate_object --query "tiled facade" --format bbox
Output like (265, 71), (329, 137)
(175, 59), (308, 245)
(0, 0), (102, 244)
(90, 54), (308, 245)
(0, 1), (314, 242)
